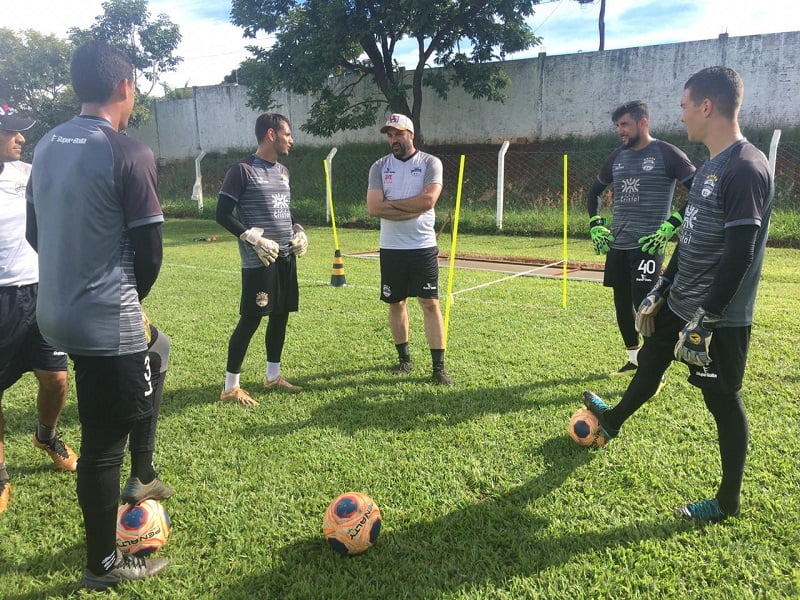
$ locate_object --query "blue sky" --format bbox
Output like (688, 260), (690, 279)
(8, 0), (800, 93)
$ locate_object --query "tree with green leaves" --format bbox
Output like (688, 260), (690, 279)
(230, 0), (543, 144)
(0, 28), (76, 156)
(68, 0), (182, 97)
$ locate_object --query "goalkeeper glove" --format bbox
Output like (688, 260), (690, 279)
(290, 230), (308, 257)
(639, 211), (683, 255)
(635, 276), (671, 337)
(142, 310), (152, 345)
(589, 216), (615, 255)
(240, 227), (279, 266)
(674, 307), (720, 366)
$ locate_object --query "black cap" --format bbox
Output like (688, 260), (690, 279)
(0, 101), (35, 132)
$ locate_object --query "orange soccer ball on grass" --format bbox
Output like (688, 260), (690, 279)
(569, 407), (608, 447)
(322, 492), (382, 555)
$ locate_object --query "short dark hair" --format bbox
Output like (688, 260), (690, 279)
(255, 113), (290, 143)
(70, 41), (134, 104)
(684, 66), (743, 120)
(612, 100), (649, 123)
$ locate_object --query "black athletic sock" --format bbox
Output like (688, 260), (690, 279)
(36, 424), (56, 442)
(130, 453), (157, 484)
(0, 462), (9, 482)
(431, 349), (445, 372)
(396, 342), (410, 362)
(82, 504), (120, 575)
(705, 391), (748, 517)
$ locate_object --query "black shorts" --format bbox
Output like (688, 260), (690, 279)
(0, 284), (67, 391)
(640, 304), (751, 396)
(379, 247), (440, 303)
(240, 254), (299, 317)
(603, 247), (663, 294)
(72, 350), (154, 426)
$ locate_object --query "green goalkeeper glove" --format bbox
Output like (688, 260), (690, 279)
(240, 227), (279, 266)
(674, 307), (720, 366)
(589, 216), (615, 255)
(639, 211), (683, 255)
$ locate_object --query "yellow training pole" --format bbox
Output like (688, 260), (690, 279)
(562, 154), (568, 308)
(443, 155), (465, 350)
(324, 160), (346, 286)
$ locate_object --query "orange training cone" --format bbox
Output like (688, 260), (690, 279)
(330, 249), (346, 287)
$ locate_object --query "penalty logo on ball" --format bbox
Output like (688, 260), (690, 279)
(116, 499), (171, 556)
(322, 492), (382, 555)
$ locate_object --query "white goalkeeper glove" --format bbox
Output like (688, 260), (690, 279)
(240, 227), (279, 266)
(635, 276), (671, 337)
(290, 230), (308, 257)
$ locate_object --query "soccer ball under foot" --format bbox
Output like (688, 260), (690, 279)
(569, 407), (607, 447)
(116, 499), (171, 556)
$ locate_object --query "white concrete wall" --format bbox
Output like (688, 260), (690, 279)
(131, 31), (800, 160)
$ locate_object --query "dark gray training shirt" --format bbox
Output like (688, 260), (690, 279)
(596, 140), (696, 249)
(219, 155), (294, 268)
(27, 115), (164, 356)
(668, 139), (773, 327)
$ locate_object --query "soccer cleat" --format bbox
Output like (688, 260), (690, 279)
(83, 549), (168, 590)
(609, 361), (638, 378)
(0, 480), (10, 513)
(432, 369), (454, 386)
(219, 387), (259, 406)
(264, 376), (303, 392)
(581, 391), (619, 440)
(392, 360), (414, 375)
(121, 476), (174, 505)
(32, 433), (78, 472)
(676, 498), (729, 523)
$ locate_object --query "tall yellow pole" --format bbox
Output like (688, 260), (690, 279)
(443, 155), (465, 349)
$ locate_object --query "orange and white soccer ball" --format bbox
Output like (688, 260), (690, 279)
(116, 499), (171, 556)
(322, 492), (382, 555)
(569, 407), (607, 447)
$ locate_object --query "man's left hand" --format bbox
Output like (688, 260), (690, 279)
(674, 307), (720, 366)
(290, 231), (308, 257)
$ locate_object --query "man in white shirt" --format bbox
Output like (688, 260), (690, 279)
(367, 114), (453, 385)
(0, 100), (76, 514)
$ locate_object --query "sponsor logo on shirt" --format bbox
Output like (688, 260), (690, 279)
(50, 135), (87, 145)
(272, 193), (290, 219)
(619, 177), (640, 203)
(613, 162), (625, 172)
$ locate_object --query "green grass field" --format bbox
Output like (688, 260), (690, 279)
(1, 220), (799, 599)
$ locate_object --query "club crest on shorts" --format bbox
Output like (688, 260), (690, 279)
(256, 291), (269, 307)
(382, 285), (391, 298)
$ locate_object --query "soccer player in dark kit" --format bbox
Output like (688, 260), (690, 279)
(587, 100), (695, 377)
(216, 112), (308, 406)
(581, 66), (773, 523)
(27, 41), (172, 588)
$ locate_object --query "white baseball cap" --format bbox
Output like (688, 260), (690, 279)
(380, 113), (414, 134)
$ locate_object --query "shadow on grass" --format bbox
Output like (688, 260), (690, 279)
(215, 435), (688, 599)
(247, 370), (607, 436)
(0, 542), (84, 599)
